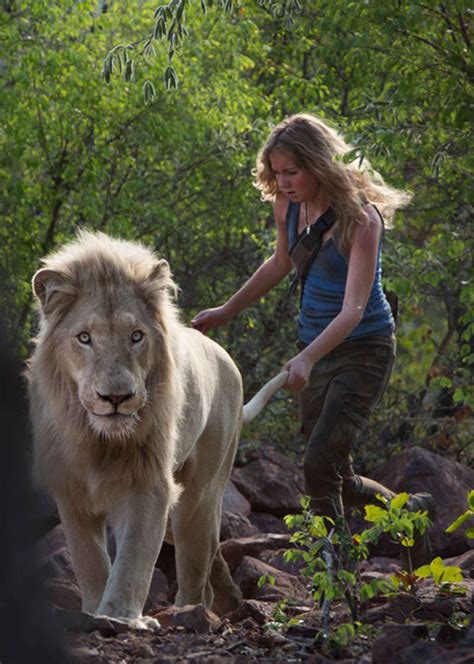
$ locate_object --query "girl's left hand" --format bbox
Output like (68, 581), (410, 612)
(283, 351), (314, 391)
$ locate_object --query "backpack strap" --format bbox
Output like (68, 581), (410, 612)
(289, 206), (336, 297)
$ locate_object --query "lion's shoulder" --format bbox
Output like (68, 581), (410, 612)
(175, 326), (242, 388)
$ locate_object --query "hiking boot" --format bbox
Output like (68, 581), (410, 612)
(402, 492), (437, 570)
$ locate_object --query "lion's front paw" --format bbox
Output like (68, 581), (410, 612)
(128, 615), (160, 631)
(95, 613), (160, 631)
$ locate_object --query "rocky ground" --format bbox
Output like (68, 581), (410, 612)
(59, 551), (474, 663)
(32, 444), (474, 662)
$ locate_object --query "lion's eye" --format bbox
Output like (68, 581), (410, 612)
(77, 332), (91, 345)
(131, 330), (144, 343)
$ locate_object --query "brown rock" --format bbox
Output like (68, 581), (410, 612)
(291, 655), (331, 664)
(444, 549), (474, 577)
(220, 512), (260, 541)
(53, 608), (132, 636)
(222, 480), (251, 517)
(154, 604), (221, 633)
(395, 639), (467, 664)
(248, 512), (288, 535)
(68, 645), (101, 662)
(36, 524), (68, 566)
(36, 524), (79, 596)
(39, 547), (76, 584)
(359, 570), (388, 583)
(373, 446), (474, 557)
(258, 548), (305, 576)
(360, 556), (400, 574)
(44, 578), (82, 611)
(372, 624), (429, 664)
(386, 592), (420, 623)
(30, 489), (60, 541)
(145, 568), (169, 612)
(436, 622), (467, 646)
(414, 588), (472, 622)
(231, 445), (304, 517)
(220, 533), (292, 572)
(233, 555), (308, 602)
(452, 614), (474, 661)
(225, 599), (274, 625)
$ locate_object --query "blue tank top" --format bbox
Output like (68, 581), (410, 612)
(286, 202), (394, 344)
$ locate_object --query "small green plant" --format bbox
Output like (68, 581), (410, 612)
(257, 573), (276, 589)
(256, 574), (289, 631)
(358, 492), (432, 574)
(445, 489), (474, 539)
(414, 556), (463, 589)
(255, 586), (301, 633)
(332, 621), (358, 647)
(281, 497), (396, 645)
(265, 598), (291, 631)
(259, 492), (469, 646)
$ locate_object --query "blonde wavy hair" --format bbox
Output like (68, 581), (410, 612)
(255, 113), (412, 253)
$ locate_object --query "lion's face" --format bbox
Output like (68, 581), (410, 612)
(31, 234), (178, 442)
(57, 293), (158, 439)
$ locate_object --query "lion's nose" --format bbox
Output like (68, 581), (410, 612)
(96, 391), (135, 407)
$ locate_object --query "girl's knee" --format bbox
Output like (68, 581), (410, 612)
(303, 445), (333, 478)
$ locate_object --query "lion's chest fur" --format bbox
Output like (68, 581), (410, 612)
(31, 327), (243, 513)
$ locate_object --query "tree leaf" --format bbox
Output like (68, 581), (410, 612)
(446, 513), (469, 533)
(391, 492), (410, 510)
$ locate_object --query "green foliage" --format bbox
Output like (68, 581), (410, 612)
(280, 492), (467, 644)
(445, 490), (474, 539)
(360, 492), (431, 553)
(262, 597), (291, 632)
(283, 496), (410, 644)
(257, 573), (275, 588)
(1, 0), (472, 465)
(415, 556), (463, 588)
(104, 0), (305, 90)
(333, 622), (357, 648)
(386, 557), (465, 595)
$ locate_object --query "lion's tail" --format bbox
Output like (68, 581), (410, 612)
(242, 371), (289, 424)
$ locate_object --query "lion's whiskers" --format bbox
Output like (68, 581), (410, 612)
(145, 381), (166, 392)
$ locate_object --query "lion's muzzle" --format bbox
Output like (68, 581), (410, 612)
(81, 377), (147, 438)
(96, 390), (136, 410)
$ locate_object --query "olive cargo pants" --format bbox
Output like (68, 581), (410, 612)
(299, 334), (396, 519)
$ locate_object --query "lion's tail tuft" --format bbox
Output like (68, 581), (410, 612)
(242, 371), (289, 424)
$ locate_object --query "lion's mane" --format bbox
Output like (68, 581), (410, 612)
(28, 231), (183, 504)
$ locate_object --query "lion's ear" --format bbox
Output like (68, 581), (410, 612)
(139, 259), (178, 307)
(32, 268), (76, 315)
(148, 259), (171, 284)
(148, 259), (178, 295)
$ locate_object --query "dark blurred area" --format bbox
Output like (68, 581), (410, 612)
(0, 339), (68, 663)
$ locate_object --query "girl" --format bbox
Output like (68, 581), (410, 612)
(192, 113), (433, 565)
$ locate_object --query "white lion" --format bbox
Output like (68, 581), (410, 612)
(28, 231), (286, 629)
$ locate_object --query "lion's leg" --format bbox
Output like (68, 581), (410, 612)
(95, 486), (171, 626)
(171, 494), (219, 609)
(172, 503), (242, 615)
(210, 548), (242, 615)
(172, 419), (243, 614)
(171, 488), (241, 613)
(57, 499), (110, 613)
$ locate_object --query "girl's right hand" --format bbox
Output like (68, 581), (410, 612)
(191, 305), (232, 334)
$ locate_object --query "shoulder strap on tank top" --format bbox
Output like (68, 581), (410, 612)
(370, 204), (399, 324)
(288, 206), (337, 298)
(371, 204), (385, 238)
(285, 201), (299, 243)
